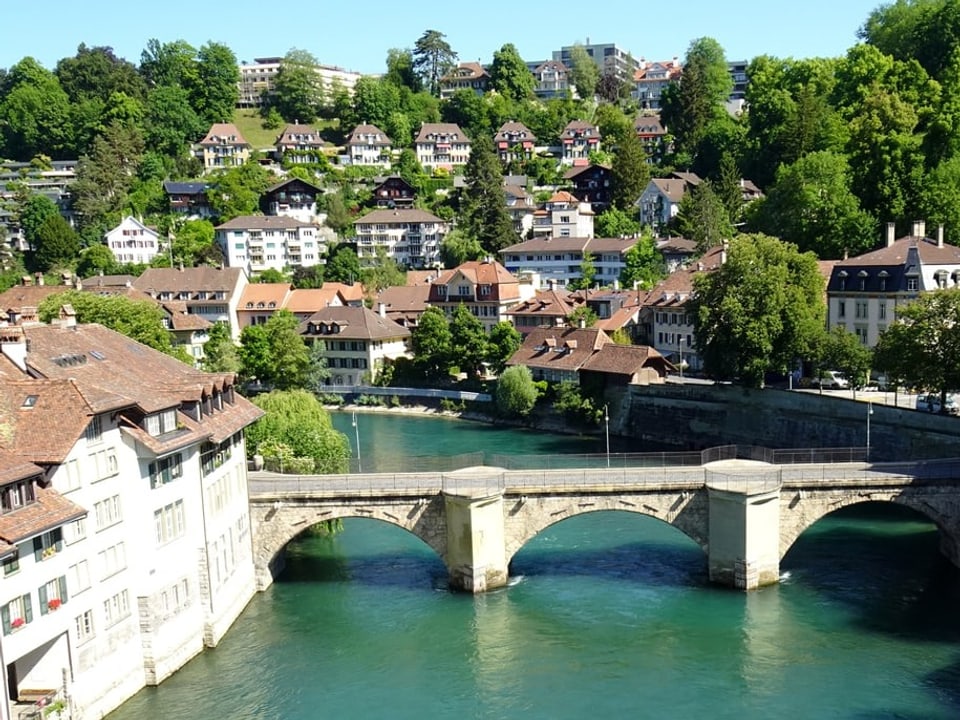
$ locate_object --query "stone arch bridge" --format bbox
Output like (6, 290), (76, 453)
(248, 449), (960, 593)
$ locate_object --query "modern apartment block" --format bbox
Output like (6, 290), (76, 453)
(552, 42), (639, 82)
(237, 57), (361, 108)
(0, 318), (262, 719)
(352, 208), (448, 269)
(215, 216), (328, 277)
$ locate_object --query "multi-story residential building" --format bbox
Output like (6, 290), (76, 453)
(637, 173), (702, 231)
(132, 266), (248, 340)
(0, 318), (262, 719)
(273, 122), (327, 164)
(299, 305), (411, 385)
(563, 164), (612, 210)
(163, 181), (213, 219)
(505, 287), (581, 335)
(103, 216), (163, 266)
(632, 59), (682, 110)
(195, 124), (251, 172)
(500, 235), (638, 288)
(728, 60), (749, 100)
(372, 175), (416, 208)
(506, 325), (614, 384)
(343, 123), (392, 167)
(237, 57), (361, 108)
(553, 43), (640, 83)
(353, 208), (448, 268)
(159, 301), (212, 366)
(826, 222), (960, 347)
(236, 282), (362, 330)
(635, 113), (669, 164)
(531, 191), (594, 239)
(560, 120), (601, 167)
(494, 121), (537, 163)
(529, 59), (572, 99)
(427, 259), (529, 331)
(439, 62), (490, 99)
(415, 123), (471, 171)
(215, 215), (327, 278)
(259, 178), (323, 224)
(504, 183), (535, 237)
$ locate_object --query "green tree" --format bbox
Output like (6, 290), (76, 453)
(71, 121), (145, 229)
(449, 303), (487, 378)
(489, 43), (535, 103)
(139, 39), (199, 89)
(413, 30), (458, 97)
(674, 180), (734, 253)
(325, 245), (362, 284)
(34, 215), (80, 271)
(815, 326), (873, 392)
(193, 42), (240, 124)
(56, 44), (145, 104)
(76, 243), (118, 278)
(239, 309), (309, 390)
(304, 340), (332, 393)
(206, 161), (275, 221)
(323, 192), (354, 238)
(619, 234), (665, 290)
(411, 306), (452, 379)
(919, 155), (960, 245)
(144, 84), (205, 157)
(568, 44), (599, 99)
(568, 252), (597, 291)
(748, 151), (876, 259)
(38, 289), (184, 358)
(690, 233), (825, 387)
(595, 207), (641, 238)
(567, 305), (599, 328)
(385, 48), (421, 91)
(460, 134), (517, 254)
(171, 219), (217, 266)
(17, 193), (60, 249)
(272, 49), (325, 123)
(441, 87), (490, 138)
(257, 268), (287, 284)
(873, 288), (960, 405)
(246, 389), (350, 474)
(440, 228), (484, 267)
(611, 128), (650, 212)
(201, 322), (241, 374)
(0, 57), (73, 159)
(362, 245), (406, 291)
(495, 365), (538, 417)
(292, 265), (324, 289)
(486, 321), (522, 375)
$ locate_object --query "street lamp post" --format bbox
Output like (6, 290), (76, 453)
(604, 404), (610, 468)
(678, 336), (684, 381)
(352, 411), (362, 473)
(866, 401), (873, 461)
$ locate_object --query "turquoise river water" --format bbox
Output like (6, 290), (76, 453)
(106, 413), (960, 719)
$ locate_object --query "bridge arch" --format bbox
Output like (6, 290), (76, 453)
(250, 496), (449, 588)
(779, 489), (960, 563)
(503, 491), (709, 566)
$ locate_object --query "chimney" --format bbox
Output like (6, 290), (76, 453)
(34, 273), (43, 287)
(378, 302), (386, 318)
(59, 304), (76, 328)
(720, 240), (729, 265)
(938, 224), (945, 248)
(578, 317), (586, 329)
(912, 219), (925, 238)
(886, 222), (896, 247)
(178, 262), (185, 271)
(0, 326), (27, 371)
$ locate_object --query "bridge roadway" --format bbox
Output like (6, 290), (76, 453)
(248, 456), (960, 593)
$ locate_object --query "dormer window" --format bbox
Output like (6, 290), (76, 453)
(1, 479), (36, 513)
(145, 409), (178, 437)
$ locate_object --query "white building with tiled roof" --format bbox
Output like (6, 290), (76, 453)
(299, 305), (411, 385)
(104, 216), (163, 266)
(195, 123), (250, 172)
(0, 319), (263, 719)
(353, 208), (449, 268)
(415, 123), (471, 171)
(273, 122), (327, 164)
(827, 221), (960, 347)
(439, 62), (490, 99)
(532, 191), (594, 239)
(500, 235), (640, 289)
(133, 266), (248, 340)
(494, 121), (537, 163)
(560, 120), (601, 167)
(214, 215), (327, 277)
(637, 174), (701, 231)
(344, 123), (393, 167)
(427, 259), (530, 331)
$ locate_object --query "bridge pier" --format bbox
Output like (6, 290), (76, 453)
(706, 464), (782, 591)
(443, 491), (508, 593)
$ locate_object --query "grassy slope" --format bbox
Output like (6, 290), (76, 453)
(232, 110), (343, 152)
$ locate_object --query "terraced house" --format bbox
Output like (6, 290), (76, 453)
(0, 318), (262, 720)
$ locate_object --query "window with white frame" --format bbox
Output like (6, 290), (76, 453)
(69, 559), (91, 594)
(60, 458), (82, 491)
(154, 500), (186, 545)
(75, 610), (94, 644)
(145, 409), (178, 437)
(85, 415), (103, 444)
(94, 495), (122, 530)
(98, 541), (127, 580)
(2, 594), (32, 634)
(64, 517), (86, 545)
(90, 448), (118, 481)
(103, 590), (130, 627)
(39, 576), (68, 614)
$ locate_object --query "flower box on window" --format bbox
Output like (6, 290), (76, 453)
(47, 599), (61, 611)
(11, 617), (24, 629)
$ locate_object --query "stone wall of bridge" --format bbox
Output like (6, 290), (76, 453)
(619, 384), (960, 461)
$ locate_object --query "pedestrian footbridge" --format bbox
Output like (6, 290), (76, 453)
(248, 446), (960, 593)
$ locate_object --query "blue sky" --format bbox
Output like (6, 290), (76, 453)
(4, 0), (883, 74)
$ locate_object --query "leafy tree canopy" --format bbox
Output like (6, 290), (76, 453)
(495, 364), (538, 417)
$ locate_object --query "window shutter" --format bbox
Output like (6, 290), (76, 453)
(1, 604), (9, 634)
(33, 536), (43, 562)
(39, 584), (48, 615)
(59, 576), (68, 604)
(23, 595), (32, 623)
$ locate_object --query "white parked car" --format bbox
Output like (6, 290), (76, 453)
(811, 370), (849, 389)
(915, 393), (959, 415)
